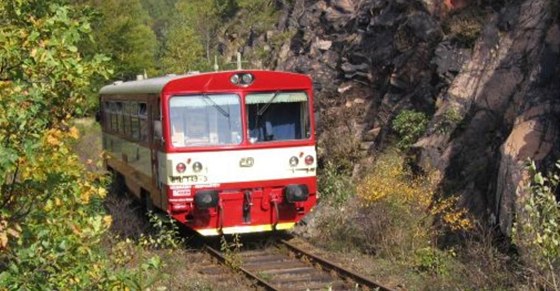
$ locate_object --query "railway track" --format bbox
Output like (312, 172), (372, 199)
(203, 237), (393, 291)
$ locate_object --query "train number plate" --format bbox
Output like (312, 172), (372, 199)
(183, 175), (208, 182)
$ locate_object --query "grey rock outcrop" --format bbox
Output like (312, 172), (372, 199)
(416, 0), (560, 234)
(220, 0), (560, 235)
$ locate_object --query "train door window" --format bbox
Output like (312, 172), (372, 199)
(152, 98), (162, 145)
(169, 94), (242, 147)
(138, 103), (148, 143)
(103, 102), (110, 131)
(246, 92), (310, 142)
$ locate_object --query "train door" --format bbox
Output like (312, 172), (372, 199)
(149, 95), (164, 209)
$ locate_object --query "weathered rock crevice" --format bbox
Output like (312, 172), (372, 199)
(220, 0), (560, 234)
(417, 0), (560, 233)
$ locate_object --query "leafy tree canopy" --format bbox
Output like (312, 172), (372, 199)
(160, 23), (206, 74)
(0, 0), (129, 288)
(160, 0), (220, 73)
(85, 0), (158, 80)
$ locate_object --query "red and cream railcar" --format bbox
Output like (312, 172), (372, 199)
(99, 71), (317, 235)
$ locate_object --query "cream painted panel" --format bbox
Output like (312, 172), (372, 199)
(103, 133), (152, 177)
(160, 146), (316, 186)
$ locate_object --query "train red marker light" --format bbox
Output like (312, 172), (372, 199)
(304, 155), (314, 165)
(176, 163), (186, 173)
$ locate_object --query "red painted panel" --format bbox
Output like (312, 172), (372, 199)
(159, 71), (317, 234)
(159, 71), (316, 153)
(166, 176), (317, 231)
(161, 71), (312, 94)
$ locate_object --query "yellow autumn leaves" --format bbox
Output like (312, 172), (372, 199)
(357, 151), (473, 232)
(18, 126), (81, 181)
(431, 196), (473, 231)
(79, 181), (108, 204)
(45, 126), (80, 146)
(0, 220), (21, 251)
(5, 124), (111, 251)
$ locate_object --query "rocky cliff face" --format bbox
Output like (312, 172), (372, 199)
(416, 0), (560, 234)
(221, 0), (560, 234)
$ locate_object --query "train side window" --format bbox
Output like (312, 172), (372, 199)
(102, 102), (110, 131)
(123, 102), (132, 137)
(130, 102), (140, 141)
(109, 102), (118, 132)
(139, 103), (147, 117)
(104, 100), (150, 143)
(116, 102), (124, 134)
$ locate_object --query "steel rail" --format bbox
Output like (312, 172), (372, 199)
(279, 239), (395, 291)
(204, 245), (280, 291)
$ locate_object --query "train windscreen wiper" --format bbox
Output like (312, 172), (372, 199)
(202, 94), (230, 118)
(257, 91), (280, 116)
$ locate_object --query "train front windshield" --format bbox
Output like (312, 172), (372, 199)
(169, 94), (242, 147)
(246, 91), (310, 143)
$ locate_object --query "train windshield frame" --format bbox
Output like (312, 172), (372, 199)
(246, 91), (311, 143)
(169, 93), (243, 147)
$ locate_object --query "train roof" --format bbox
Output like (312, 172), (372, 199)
(99, 71), (312, 95)
(99, 74), (187, 95)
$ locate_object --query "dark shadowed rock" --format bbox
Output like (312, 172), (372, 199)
(405, 12), (443, 42)
(219, 0), (560, 237)
(433, 41), (471, 82)
(417, 0), (560, 234)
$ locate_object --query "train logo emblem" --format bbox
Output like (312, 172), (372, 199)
(239, 157), (254, 167)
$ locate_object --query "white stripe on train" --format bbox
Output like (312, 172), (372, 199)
(158, 145), (317, 186)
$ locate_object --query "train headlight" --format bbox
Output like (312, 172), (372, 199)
(192, 162), (203, 173)
(289, 156), (299, 167)
(284, 185), (309, 203)
(230, 73), (254, 86)
(176, 162), (186, 173)
(230, 74), (240, 85)
(304, 155), (314, 166)
(195, 190), (219, 209)
(241, 73), (253, 84)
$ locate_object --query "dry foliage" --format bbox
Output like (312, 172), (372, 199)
(104, 192), (150, 239)
(316, 102), (365, 175)
(358, 150), (473, 235)
(314, 150), (526, 289)
(318, 150), (473, 256)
